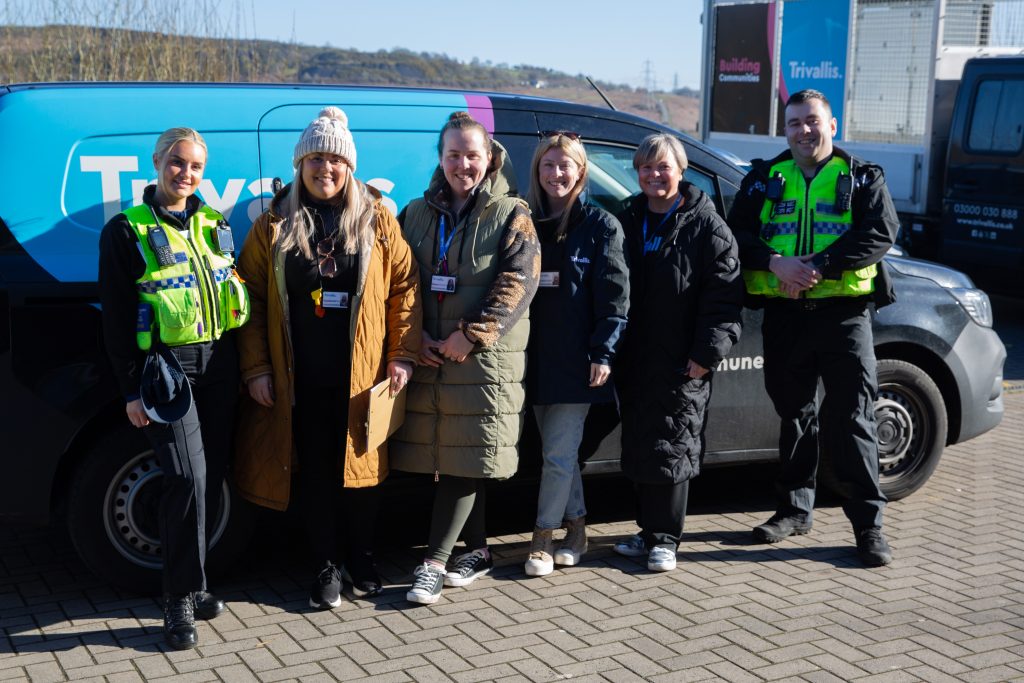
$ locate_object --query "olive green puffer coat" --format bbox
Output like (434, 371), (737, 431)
(389, 142), (540, 479)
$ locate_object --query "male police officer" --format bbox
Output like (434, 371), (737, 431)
(728, 89), (899, 567)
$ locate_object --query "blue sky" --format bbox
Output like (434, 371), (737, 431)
(220, 0), (706, 89)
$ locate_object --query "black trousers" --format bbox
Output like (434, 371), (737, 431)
(634, 479), (690, 549)
(143, 336), (239, 596)
(762, 300), (887, 530)
(293, 384), (380, 567)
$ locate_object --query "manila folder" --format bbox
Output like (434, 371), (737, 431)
(366, 378), (407, 451)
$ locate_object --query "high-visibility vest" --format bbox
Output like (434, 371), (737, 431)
(125, 203), (250, 350)
(743, 156), (876, 299)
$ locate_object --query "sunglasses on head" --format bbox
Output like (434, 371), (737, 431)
(541, 130), (581, 141)
(317, 237), (336, 278)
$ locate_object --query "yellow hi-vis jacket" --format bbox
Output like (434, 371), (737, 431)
(125, 203), (250, 350)
(742, 156), (876, 299)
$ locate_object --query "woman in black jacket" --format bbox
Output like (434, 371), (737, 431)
(523, 132), (630, 577)
(612, 133), (743, 572)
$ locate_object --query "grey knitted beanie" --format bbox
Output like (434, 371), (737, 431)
(293, 106), (356, 171)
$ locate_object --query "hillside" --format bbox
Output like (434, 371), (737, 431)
(0, 24), (699, 133)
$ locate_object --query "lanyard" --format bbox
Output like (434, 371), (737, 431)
(436, 214), (458, 272)
(642, 194), (682, 253)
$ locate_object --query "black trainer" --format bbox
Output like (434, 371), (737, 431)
(444, 549), (493, 587)
(309, 562), (343, 610)
(753, 514), (813, 543)
(163, 593), (198, 650)
(855, 527), (893, 567)
(342, 551), (383, 598)
(192, 591), (225, 620)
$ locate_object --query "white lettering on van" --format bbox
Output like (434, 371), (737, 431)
(132, 178), (155, 206)
(366, 178), (397, 216)
(80, 156), (139, 223)
(75, 155), (398, 224)
(715, 355), (764, 372)
(200, 178), (245, 216)
(247, 179), (276, 222)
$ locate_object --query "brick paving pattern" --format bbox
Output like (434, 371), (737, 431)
(2, 387), (1022, 681)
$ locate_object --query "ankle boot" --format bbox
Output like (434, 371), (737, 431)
(554, 516), (587, 566)
(524, 527), (554, 576)
(163, 593), (198, 650)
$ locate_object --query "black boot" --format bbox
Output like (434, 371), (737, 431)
(342, 551), (383, 598)
(163, 593), (198, 650)
(192, 591), (226, 620)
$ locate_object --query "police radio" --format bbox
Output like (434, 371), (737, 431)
(147, 226), (177, 267)
(835, 173), (853, 212)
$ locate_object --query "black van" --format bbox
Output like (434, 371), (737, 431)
(940, 56), (1024, 292)
(0, 83), (1006, 591)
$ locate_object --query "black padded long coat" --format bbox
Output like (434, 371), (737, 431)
(614, 182), (744, 484)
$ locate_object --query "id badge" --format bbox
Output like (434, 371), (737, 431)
(431, 275), (457, 293)
(322, 291), (350, 309)
(539, 271), (560, 288)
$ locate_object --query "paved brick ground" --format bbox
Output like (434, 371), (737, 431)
(3, 295), (1022, 682)
(3, 386), (1023, 681)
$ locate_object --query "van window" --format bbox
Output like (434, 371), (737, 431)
(584, 143), (639, 215)
(583, 142), (722, 216)
(967, 79), (1024, 154)
(685, 167), (718, 208)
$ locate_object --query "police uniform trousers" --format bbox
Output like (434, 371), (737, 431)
(762, 298), (887, 530)
(143, 334), (239, 595)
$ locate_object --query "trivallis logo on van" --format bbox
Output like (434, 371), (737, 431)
(68, 155), (399, 229)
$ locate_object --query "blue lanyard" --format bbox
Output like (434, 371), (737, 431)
(642, 194), (682, 254)
(437, 215), (457, 268)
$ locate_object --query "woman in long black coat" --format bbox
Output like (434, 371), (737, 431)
(613, 133), (743, 572)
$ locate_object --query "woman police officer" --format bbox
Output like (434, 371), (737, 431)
(98, 127), (249, 650)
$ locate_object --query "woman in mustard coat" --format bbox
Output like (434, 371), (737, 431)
(234, 107), (421, 608)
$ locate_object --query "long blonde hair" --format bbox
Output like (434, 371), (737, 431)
(526, 133), (588, 242)
(276, 161), (376, 259)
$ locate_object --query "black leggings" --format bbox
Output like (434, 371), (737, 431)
(426, 476), (487, 565)
(293, 385), (380, 567)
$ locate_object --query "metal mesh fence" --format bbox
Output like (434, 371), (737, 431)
(844, 0), (1023, 143)
(846, 0), (936, 144)
(944, 0), (1024, 46)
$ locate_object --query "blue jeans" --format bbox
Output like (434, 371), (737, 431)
(534, 404), (589, 530)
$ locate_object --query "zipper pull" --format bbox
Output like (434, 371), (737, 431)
(434, 470), (439, 483)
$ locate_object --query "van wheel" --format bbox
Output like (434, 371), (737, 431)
(67, 425), (254, 594)
(820, 359), (947, 502)
(874, 359), (947, 500)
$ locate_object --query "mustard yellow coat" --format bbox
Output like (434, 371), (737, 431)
(233, 186), (421, 511)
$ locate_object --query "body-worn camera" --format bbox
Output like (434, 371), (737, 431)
(766, 172), (786, 201)
(214, 221), (235, 254)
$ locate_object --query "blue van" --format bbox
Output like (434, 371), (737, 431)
(0, 83), (1006, 591)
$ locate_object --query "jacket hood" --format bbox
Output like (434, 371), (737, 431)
(423, 139), (519, 212)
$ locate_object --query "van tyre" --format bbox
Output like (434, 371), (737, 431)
(67, 424), (254, 594)
(820, 359), (947, 502)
